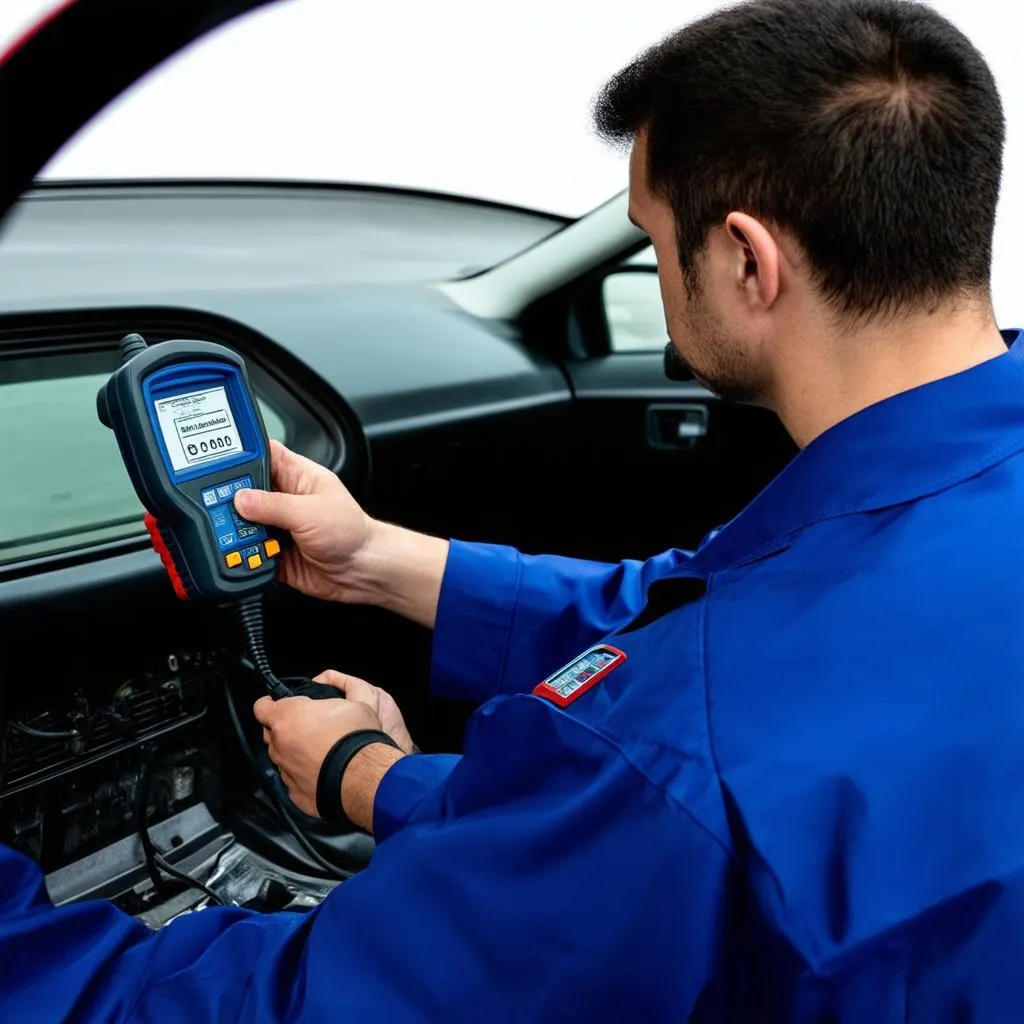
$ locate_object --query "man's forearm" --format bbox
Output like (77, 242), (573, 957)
(342, 743), (407, 832)
(348, 522), (450, 629)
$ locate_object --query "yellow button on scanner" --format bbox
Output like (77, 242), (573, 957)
(247, 553), (263, 570)
(225, 551), (243, 568)
(264, 538), (281, 558)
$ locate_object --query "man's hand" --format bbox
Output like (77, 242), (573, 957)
(234, 440), (450, 626)
(234, 440), (374, 605)
(312, 670), (416, 754)
(253, 692), (404, 828)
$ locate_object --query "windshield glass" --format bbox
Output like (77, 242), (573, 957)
(0, 0), (695, 217)
(2, 0), (1024, 317)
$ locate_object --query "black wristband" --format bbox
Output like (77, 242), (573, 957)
(316, 730), (399, 825)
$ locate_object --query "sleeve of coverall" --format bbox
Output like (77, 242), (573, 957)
(430, 540), (693, 703)
(0, 693), (729, 1023)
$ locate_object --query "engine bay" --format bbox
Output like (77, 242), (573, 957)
(0, 647), (370, 925)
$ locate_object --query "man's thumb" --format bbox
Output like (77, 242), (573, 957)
(234, 488), (304, 531)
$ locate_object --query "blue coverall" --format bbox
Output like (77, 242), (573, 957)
(2, 333), (1024, 1021)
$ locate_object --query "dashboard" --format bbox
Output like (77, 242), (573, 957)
(0, 181), (582, 918)
(0, 181), (570, 437)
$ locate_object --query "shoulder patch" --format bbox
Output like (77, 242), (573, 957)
(532, 645), (627, 707)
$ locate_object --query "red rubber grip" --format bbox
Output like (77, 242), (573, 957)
(143, 513), (190, 601)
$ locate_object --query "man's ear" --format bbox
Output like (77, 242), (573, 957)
(724, 212), (781, 310)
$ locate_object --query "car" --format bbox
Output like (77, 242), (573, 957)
(0, 0), (795, 923)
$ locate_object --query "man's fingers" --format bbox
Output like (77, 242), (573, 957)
(315, 671), (383, 717)
(268, 439), (330, 496)
(315, 669), (379, 703)
(253, 695), (276, 727)
(234, 440), (325, 527)
(262, 727), (271, 745)
(277, 548), (301, 587)
(234, 486), (307, 531)
(312, 669), (345, 691)
(313, 669), (358, 695)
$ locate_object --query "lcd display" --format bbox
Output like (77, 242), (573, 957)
(154, 386), (243, 473)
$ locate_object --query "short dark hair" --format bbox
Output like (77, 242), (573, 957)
(595, 0), (1005, 318)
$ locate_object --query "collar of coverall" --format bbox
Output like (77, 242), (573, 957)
(673, 328), (1024, 575)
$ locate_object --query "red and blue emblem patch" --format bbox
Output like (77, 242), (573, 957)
(532, 645), (627, 707)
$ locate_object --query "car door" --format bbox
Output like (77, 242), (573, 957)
(522, 248), (797, 565)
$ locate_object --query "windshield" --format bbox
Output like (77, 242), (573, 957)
(0, 0), (696, 217)
(2, 0), (1024, 319)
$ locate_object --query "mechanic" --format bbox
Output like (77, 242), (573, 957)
(3, 0), (1024, 1019)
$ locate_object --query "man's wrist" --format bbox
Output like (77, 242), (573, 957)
(326, 518), (382, 604)
(344, 519), (400, 602)
(344, 521), (450, 628)
(341, 742), (407, 833)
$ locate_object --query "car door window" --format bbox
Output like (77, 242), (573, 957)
(598, 245), (671, 354)
(0, 363), (287, 566)
(602, 264), (667, 353)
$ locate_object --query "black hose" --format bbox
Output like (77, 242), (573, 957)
(135, 748), (165, 889)
(135, 745), (224, 905)
(9, 722), (79, 741)
(152, 851), (223, 907)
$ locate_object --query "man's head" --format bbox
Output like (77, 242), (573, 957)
(595, 0), (1005, 408)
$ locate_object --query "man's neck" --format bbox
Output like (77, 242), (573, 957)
(773, 303), (1008, 448)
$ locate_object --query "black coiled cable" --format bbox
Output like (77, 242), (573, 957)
(228, 592), (356, 876)
(233, 594), (291, 699)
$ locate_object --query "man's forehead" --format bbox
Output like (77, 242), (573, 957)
(627, 133), (653, 226)
(628, 133), (647, 180)
(627, 187), (651, 234)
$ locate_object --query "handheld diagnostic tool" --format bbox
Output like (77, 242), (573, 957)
(97, 334), (281, 601)
(98, 334), (341, 703)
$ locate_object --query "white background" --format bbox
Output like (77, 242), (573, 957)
(2, 0), (1024, 320)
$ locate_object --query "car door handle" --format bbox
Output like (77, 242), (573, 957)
(645, 403), (709, 450)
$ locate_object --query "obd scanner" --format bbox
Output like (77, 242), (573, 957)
(98, 333), (342, 703)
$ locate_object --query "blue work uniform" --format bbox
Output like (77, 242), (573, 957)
(3, 333), (1024, 1021)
